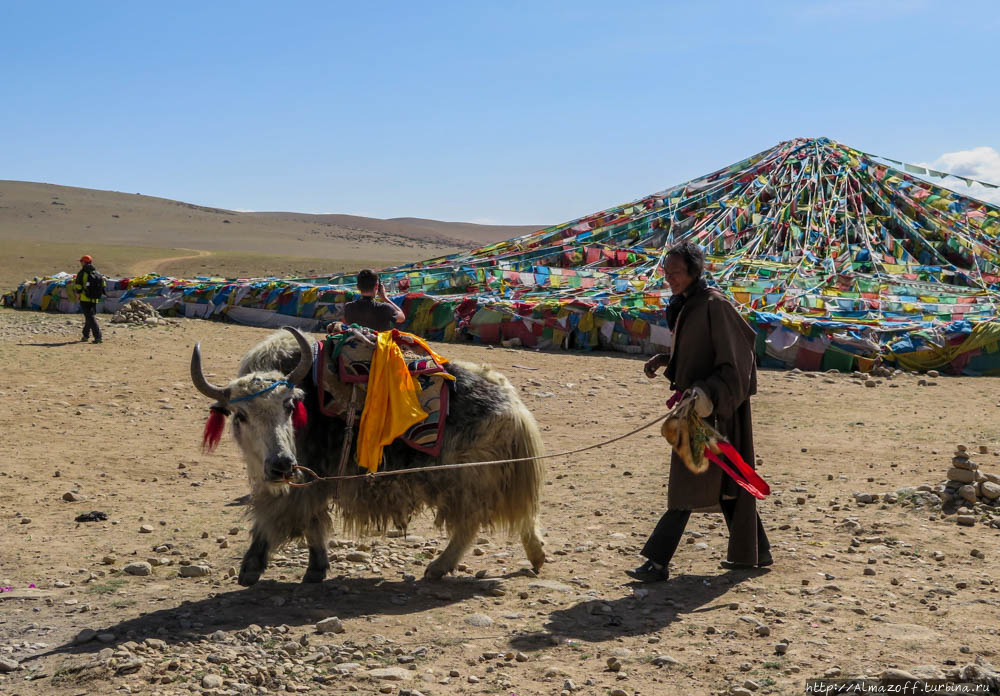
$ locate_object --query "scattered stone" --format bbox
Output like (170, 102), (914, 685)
(123, 561), (152, 576)
(981, 482), (1000, 500)
(316, 617), (345, 634)
(652, 655), (680, 667)
(957, 515), (976, 527)
(62, 491), (84, 502)
(0, 657), (19, 673)
(882, 668), (918, 680)
(367, 667), (413, 681)
(775, 643), (789, 655)
(201, 674), (223, 689)
(178, 564), (210, 577)
(465, 613), (494, 627)
(138, 524), (154, 534)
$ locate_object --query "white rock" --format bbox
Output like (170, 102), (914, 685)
(202, 674), (223, 689)
(652, 655), (680, 667)
(367, 667), (412, 681)
(465, 613), (494, 627)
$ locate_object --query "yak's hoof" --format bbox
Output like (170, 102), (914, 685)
(302, 567), (327, 583)
(423, 564), (450, 581)
(238, 571), (261, 587)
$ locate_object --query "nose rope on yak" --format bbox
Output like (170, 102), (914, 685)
(283, 410), (670, 486)
(283, 398), (770, 501)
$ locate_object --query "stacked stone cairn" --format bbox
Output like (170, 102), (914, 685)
(944, 445), (1000, 526)
(853, 444), (1000, 529)
(110, 300), (163, 325)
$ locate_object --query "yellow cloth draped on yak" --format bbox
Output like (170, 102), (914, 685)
(356, 330), (453, 473)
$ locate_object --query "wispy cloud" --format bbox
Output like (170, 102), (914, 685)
(918, 146), (1000, 206)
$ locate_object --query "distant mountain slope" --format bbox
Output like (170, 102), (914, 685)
(0, 181), (546, 256)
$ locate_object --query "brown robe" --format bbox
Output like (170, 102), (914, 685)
(665, 285), (762, 565)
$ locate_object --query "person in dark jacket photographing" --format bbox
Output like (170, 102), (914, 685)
(74, 254), (105, 344)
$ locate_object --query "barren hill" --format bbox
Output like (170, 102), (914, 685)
(0, 180), (546, 289)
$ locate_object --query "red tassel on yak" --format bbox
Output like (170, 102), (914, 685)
(292, 401), (308, 431)
(202, 409), (227, 452)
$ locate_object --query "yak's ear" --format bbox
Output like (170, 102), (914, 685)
(210, 403), (230, 416)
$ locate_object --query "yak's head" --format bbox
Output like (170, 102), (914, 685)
(191, 327), (312, 493)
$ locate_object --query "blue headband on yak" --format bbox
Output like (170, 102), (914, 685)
(229, 379), (294, 404)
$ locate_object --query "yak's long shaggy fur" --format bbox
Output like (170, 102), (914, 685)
(227, 329), (545, 584)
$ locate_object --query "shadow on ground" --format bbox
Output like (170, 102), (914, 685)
(26, 574), (515, 663)
(510, 569), (768, 649)
(16, 340), (89, 347)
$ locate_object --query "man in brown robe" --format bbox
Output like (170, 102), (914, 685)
(627, 241), (771, 582)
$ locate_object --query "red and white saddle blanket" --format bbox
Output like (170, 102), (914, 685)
(317, 322), (450, 456)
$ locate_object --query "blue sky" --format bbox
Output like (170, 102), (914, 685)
(4, 1), (999, 224)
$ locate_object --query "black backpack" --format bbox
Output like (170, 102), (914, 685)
(86, 270), (106, 299)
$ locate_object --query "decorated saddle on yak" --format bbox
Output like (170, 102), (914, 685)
(317, 322), (454, 472)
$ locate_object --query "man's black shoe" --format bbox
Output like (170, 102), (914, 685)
(92, 338), (103, 344)
(720, 552), (773, 570)
(625, 560), (669, 583)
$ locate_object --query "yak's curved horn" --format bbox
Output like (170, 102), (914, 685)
(283, 327), (314, 385)
(191, 342), (231, 402)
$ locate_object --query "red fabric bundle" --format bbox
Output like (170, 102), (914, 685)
(292, 401), (308, 431)
(202, 410), (227, 452)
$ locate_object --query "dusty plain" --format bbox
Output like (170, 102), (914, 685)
(1, 309), (1000, 696)
(2, 183), (1000, 696)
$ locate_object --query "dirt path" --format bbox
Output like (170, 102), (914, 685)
(128, 248), (210, 276)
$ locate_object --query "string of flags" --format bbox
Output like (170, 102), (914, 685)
(5, 137), (1000, 375)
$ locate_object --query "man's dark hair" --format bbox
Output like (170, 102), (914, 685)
(357, 269), (378, 292)
(665, 241), (704, 279)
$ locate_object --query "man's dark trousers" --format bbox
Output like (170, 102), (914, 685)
(81, 301), (102, 341)
(641, 498), (770, 565)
